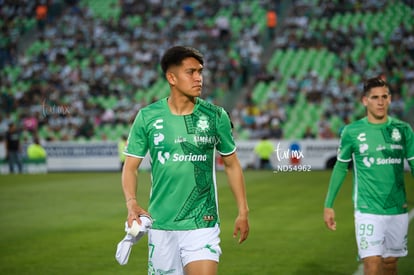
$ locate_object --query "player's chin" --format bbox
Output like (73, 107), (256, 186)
(192, 88), (202, 96)
(373, 114), (386, 120)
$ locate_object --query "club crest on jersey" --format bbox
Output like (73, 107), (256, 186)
(196, 116), (209, 131)
(391, 128), (401, 142)
(360, 237), (369, 250)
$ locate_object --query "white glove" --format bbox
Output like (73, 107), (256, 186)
(115, 215), (153, 265)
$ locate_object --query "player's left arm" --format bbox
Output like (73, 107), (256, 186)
(221, 152), (249, 244)
(217, 108), (249, 243)
(405, 124), (414, 176)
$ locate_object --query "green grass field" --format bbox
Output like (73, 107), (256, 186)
(0, 171), (413, 275)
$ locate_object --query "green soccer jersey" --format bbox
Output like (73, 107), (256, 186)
(124, 97), (236, 230)
(336, 117), (414, 214)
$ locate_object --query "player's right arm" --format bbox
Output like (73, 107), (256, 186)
(324, 160), (349, 230)
(122, 156), (149, 227)
(323, 125), (353, 231)
(404, 122), (414, 176)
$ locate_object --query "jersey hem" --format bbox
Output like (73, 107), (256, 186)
(355, 209), (408, 215)
(337, 157), (352, 162)
(123, 152), (146, 159)
(152, 222), (219, 231)
(217, 147), (236, 156)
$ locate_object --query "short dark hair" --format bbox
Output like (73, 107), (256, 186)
(160, 46), (204, 74)
(363, 76), (390, 96)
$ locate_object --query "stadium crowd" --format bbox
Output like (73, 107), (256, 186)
(0, 0), (413, 144)
(1, 0), (269, 142)
(233, 0), (414, 140)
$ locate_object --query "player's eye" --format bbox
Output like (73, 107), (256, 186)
(369, 95), (388, 100)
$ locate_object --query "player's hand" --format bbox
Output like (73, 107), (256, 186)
(324, 208), (336, 231)
(233, 215), (249, 244)
(126, 201), (150, 227)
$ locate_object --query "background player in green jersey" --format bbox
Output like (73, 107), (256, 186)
(121, 46), (249, 275)
(323, 76), (414, 275)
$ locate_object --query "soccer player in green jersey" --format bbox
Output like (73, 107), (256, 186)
(323, 76), (414, 275)
(122, 46), (249, 275)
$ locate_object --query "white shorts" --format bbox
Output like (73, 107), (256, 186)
(354, 211), (408, 260)
(147, 224), (222, 275)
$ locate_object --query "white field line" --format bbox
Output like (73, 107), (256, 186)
(352, 208), (414, 275)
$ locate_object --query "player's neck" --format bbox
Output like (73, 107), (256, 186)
(167, 95), (196, 115)
(366, 114), (388, 124)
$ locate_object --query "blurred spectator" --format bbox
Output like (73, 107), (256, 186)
(76, 117), (94, 139)
(5, 122), (23, 174)
(0, 114), (10, 139)
(118, 134), (127, 171)
(318, 120), (335, 139)
(303, 126), (316, 139)
(27, 136), (47, 160)
(254, 136), (275, 169)
(215, 14), (230, 41)
(36, 1), (48, 32)
(389, 93), (405, 118)
(266, 8), (277, 43)
(269, 117), (283, 139)
(22, 111), (40, 134)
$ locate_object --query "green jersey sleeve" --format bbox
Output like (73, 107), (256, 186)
(324, 126), (352, 208)
(402, 122), (414, 176)
(216, 109), (236, 155)
(324, 160), (349, 208)
(337, 125), (353, 163)
(124, 111), (149, 158)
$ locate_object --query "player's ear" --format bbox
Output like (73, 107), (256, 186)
(361, 95), (368, 106)
(166, 71), (176, 85)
